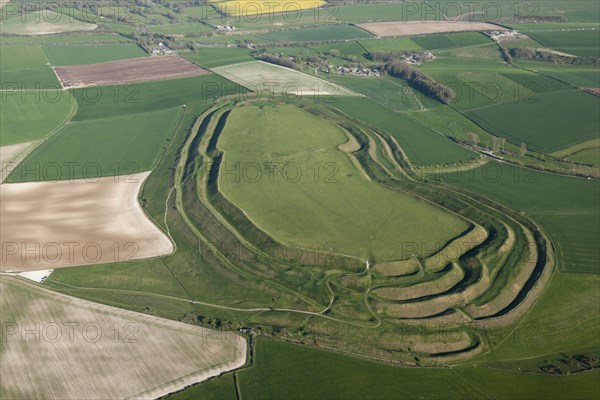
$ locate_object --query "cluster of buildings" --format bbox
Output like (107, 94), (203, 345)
(487, 30), (526, 42)
(216, 25), (237, 32)
(324, 65), (381, 76)
(151, 43), (176, 56)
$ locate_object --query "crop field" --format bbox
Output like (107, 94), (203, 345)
(526, 30), (600, 58)
(0, 276), (246, 399)
(256, 24), (373, 42)
(218, 104), (468, 261)
(466, 90), (600, 153)
(212, 61), (358, 96)
(0, 33), (133, 45)
(326, 75), (422, 111)
(209, 0), (326, 16)
(71, 74), (241, 121)
(0, 90), (75, 146)
(0, 10), (97, 35)
(183, 47), (255, 69)
(43, 44), (147, 66)
(54, 56), (210, 88)
(357, 21), (506, 38)
(7, 107), (182, 182)
(0, 45), (60, 87)
(0, 172), (173, 272)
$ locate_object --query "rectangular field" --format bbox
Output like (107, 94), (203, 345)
(212, 61), (358, 96)
(0, 276), (246, 399)
(357, 20), (506, 37)
(43, 44), (148, 66)
(209, 0), (325, 16)
(0, 90), (75, 146)
(54, 56), (210, 87)
(71, 74), (245, 121)
(466, 90), (600, 153)
(257, 24), (373, 42)
(0, 10), (97, 35)
(0, 45), (60, 87)
(7, 107), (182, 182)
(0, 172), (173, 271)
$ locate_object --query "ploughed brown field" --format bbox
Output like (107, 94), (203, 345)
(54, 56), (210, 88)
(356, 20), (506, 37)
(0, 172), (173, 272)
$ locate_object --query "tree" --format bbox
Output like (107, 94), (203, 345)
(467, 132), (480, 148)
(491, 136), (500, 152)
(329, 49), (340, 58)
(520, 142), (528, 157)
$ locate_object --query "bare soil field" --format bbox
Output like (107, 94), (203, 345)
(0, 276), (247, 400)
(0, 141), (40, 183)
(54, 56), (210, 88)
(356, 21), (506, 37)
(0, 172), (173, 272)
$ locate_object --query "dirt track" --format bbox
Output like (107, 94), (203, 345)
(357, 20), (506, 37)
(0, 172), (173, 272)
(54, 56), (210, 88)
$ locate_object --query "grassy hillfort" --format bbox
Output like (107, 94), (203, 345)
(0, 0), (598, 399)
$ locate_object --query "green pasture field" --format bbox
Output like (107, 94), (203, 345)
(233, 337), (600, 400)
(419, 59), (531, 111)
(359, 36), (423, 52)
(0, 34), (132, 44)
(472, 273), (600, 362)
(438, 43), (503, 61)
(310, 41), (370, 60)
(150, 22), (215, 35)
(326, 75), (422, 111)
(256, 24), (373, 43)
(238, 338), (481, 400)
(406, 105), (496, 144)
(0, 45), (59, 87)
(411, 34), (460, 50)
(504, 22), (600, 31)
(568, 147), (600, 165)
(43, 44), (147, 65)
(514, 61), (600, 88)
(499, 72), (573, 93)
(466, 90), (600, 153)
(7, 107), (182, 182)
(435, 161), (599, 273)
(218, 104), (468, 261)
(0, 10), (97, 35)
(0, 90), (76, 146)
(71, 74), (245, 120)
(169, 373), (236, 400)
(183, 47), (254, 68)
(525, 30), (600, 58)
(330, 97), (477, 165)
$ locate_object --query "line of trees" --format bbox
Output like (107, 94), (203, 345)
(383, 61), (456, 104)
(256, 53), (303, 71)
(510, 47), (600, 66)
